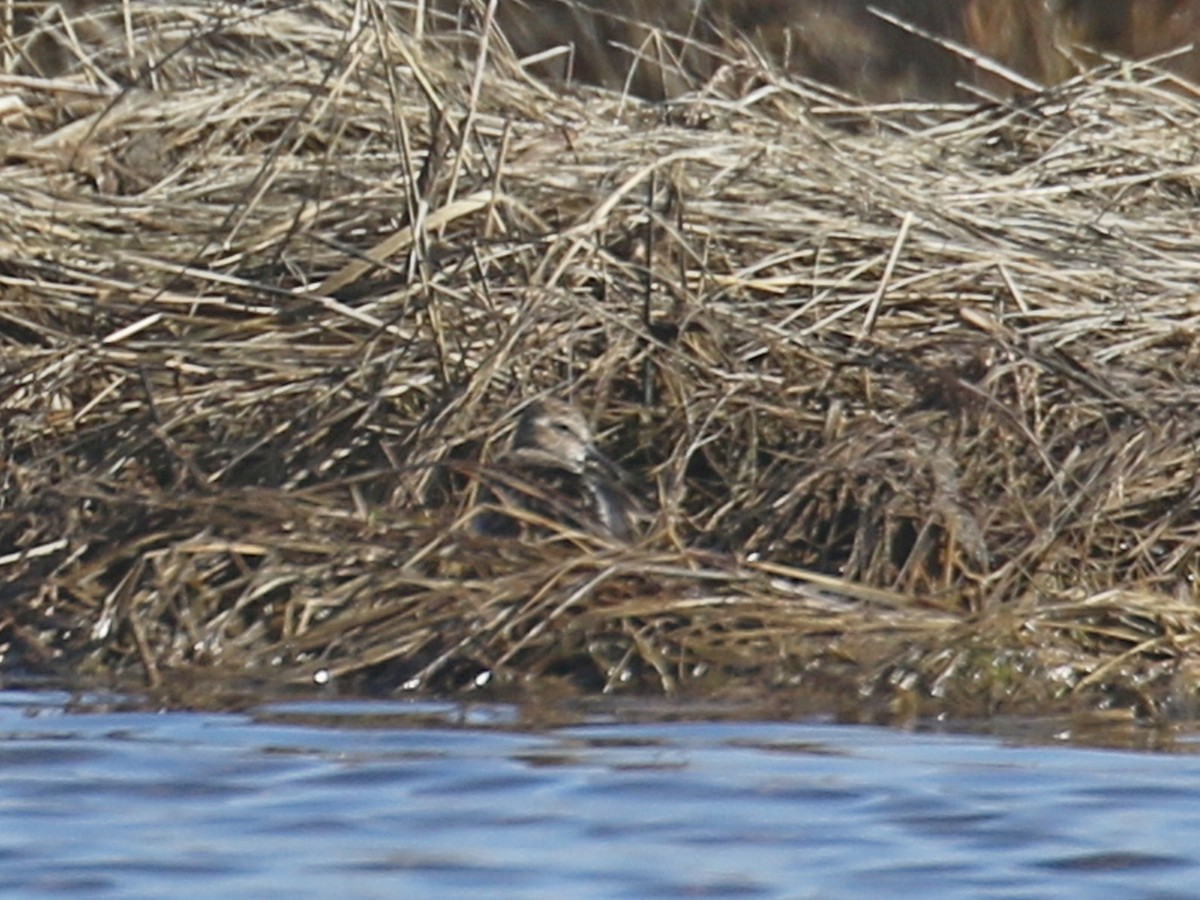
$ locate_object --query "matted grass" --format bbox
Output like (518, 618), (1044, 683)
(3, 1), (1200, 718)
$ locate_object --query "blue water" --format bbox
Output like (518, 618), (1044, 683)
(0, 689), (1197, 898)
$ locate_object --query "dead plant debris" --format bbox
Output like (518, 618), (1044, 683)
(3, 1), (1200, 720)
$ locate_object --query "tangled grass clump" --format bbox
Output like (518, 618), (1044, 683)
(3, 1), (1200, 719)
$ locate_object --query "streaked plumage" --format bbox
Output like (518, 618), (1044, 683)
(474, 399), (643, 541)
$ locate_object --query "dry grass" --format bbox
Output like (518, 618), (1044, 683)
(3, 1), (1200, 719)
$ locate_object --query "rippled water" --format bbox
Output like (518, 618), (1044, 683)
(1, 689), (1199, 898)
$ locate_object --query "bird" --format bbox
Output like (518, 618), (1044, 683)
(472, 399), (644, 541)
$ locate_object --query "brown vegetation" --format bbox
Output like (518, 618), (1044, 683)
(431, 0), (1200, 100)
(2, 2), (1200, 719)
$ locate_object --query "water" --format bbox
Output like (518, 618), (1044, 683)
(0, 689), (1198, 899)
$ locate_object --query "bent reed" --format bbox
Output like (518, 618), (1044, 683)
(3, 1), (1200, 720)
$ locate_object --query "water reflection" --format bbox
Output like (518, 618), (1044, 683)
(0, 689), (1198, 897)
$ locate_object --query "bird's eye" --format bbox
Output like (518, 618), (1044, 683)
(552, 422), (575, 434)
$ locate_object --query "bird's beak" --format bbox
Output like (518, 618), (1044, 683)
(586, 444), (632, 485)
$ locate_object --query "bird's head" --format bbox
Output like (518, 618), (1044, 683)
(513, 399), (594, 470)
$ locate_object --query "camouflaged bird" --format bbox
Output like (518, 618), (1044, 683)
(473, 399), (644, 541)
